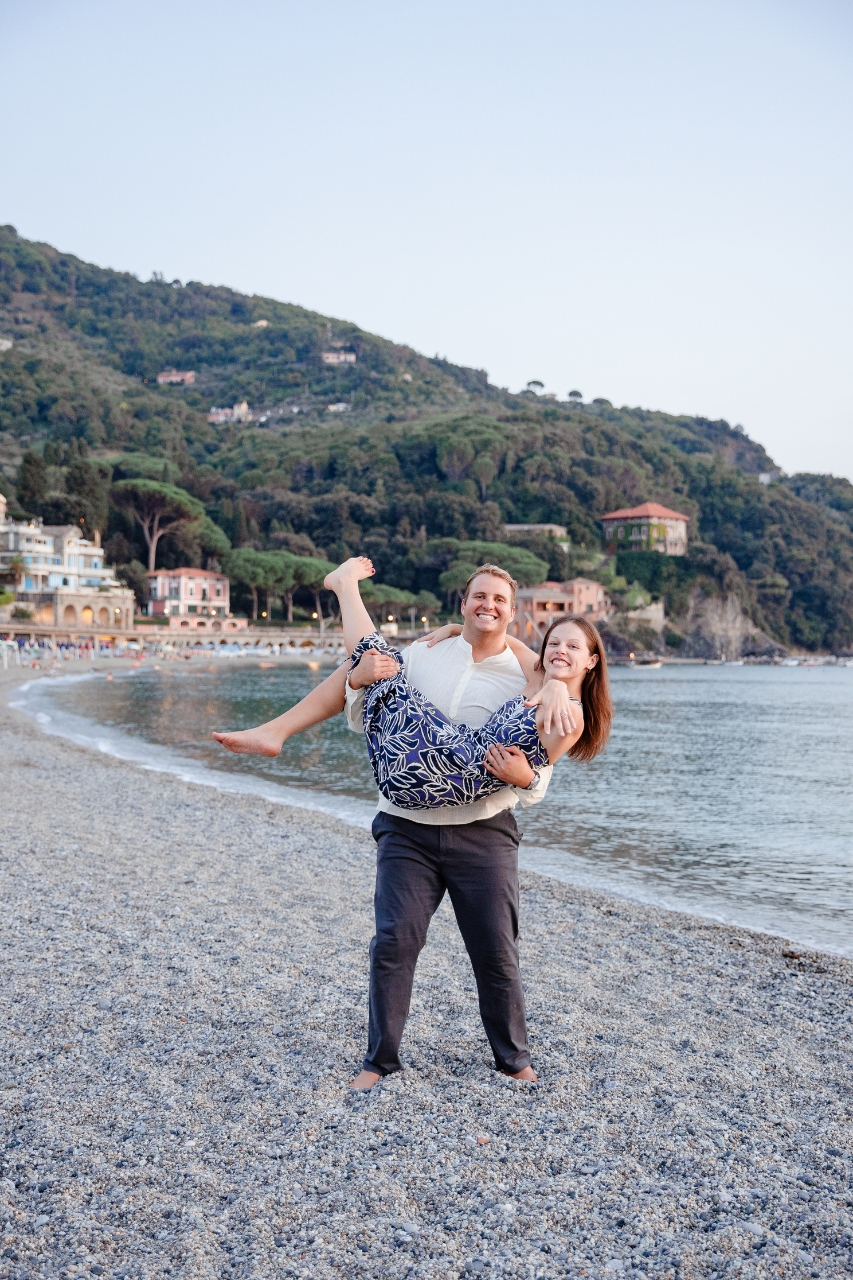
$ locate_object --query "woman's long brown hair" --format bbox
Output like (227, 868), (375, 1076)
(535, 616), (613, 760)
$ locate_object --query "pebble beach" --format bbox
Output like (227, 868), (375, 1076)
(1, 663), (851, 1280)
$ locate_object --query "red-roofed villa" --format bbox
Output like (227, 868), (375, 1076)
(601, 502), (690, 556)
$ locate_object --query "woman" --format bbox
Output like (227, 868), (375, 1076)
(214, 557), (612, 800)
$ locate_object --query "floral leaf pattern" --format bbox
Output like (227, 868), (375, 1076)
(350, 632), (550, 811)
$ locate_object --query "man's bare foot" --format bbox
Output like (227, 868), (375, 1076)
(324, 556), (375, 593)
(212, 726), (284, 757)
(349, 1069), (381, 1091)
(510, 1066), (538, 1082)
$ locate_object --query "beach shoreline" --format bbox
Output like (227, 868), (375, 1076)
(1, 663), (851, 1279)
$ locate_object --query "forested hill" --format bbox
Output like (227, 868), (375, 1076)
(2, 224), (853, 652)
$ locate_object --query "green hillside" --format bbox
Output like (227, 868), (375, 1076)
(2, 224), (853, 651)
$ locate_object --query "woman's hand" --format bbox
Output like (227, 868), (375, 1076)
(414, 623), (462, 647)
(483, 744), (535, 788)
(525, 680), (578, 736)
(349, 651), (399, 688)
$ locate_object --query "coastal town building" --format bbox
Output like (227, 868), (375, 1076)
(157, 369), (196, 385)
(600, 502), (689, 556)
(503, 523), (571, 550)
(208, 401), (252, 425)
(145, 567), (248, 632)
(508, 578), (612, 645)
(0, 493), (134, 630)
(321, 350), (356, 365)
(163, 613), (247, 632)
(146, 567), (231, 618)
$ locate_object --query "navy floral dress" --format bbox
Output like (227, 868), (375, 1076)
(351, 632), (552, 811)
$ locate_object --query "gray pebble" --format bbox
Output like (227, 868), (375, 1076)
(1, 662), (852, 1279)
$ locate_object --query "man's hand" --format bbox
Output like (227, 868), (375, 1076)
(414, 623), (463, 648)
(348, 650), (399, 689)
(483, 744), (535, 788)
(525, 680), (578, 736)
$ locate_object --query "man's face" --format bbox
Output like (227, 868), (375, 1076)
(460, 573), (515, 637)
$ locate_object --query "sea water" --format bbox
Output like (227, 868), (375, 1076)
(12, 662), (853, 957)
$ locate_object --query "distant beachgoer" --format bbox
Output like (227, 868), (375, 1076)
(215, 559), (611, 1090)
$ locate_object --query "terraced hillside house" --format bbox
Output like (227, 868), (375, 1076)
(208, 401), (252, 425)
(0, 493), (134, 631)
(321, 350), (356, 364)
(509, 578), (612, 646)
(601, 502), (689, 555)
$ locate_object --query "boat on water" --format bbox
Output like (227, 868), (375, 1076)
(631, 658), (663, 669)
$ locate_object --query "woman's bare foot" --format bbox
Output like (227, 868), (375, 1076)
(212, 726), (285, 757)
(349, 1069), (381, 1091)
(510, 1065), (538, 1081)
(324, 556), (375, 593)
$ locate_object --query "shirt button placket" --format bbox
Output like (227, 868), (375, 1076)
(447, 658), (475, 720)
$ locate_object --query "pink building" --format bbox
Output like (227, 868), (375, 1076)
(509, 579), (611, 646)
(157, 369), (196, 385)
(146, 567), (230, 618)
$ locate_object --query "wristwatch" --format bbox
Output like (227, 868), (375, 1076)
(523, 770), (542, 792)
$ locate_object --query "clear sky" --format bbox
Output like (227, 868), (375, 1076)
(1, 0), (851, 478)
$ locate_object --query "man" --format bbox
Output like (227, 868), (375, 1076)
(345, 564), (576, 1090)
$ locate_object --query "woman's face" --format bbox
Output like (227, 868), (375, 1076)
(543, 622), (598, 680)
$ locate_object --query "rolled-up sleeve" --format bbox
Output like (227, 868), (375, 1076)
(344, 678), (366, 734)
(513, 763), (553, 807)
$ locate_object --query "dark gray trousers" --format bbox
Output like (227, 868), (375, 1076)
(363, 809), (532, 1077)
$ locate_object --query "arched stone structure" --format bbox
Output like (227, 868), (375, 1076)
(63, 605), (77, 624)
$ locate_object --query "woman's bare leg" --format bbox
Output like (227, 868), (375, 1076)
(212, 662), (349, 756)
(323, 557), (378, 654)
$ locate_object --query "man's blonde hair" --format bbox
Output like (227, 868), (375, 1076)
(462, 563), (518, 606)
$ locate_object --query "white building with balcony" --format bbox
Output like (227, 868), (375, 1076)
(0, 492), (134, 631)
